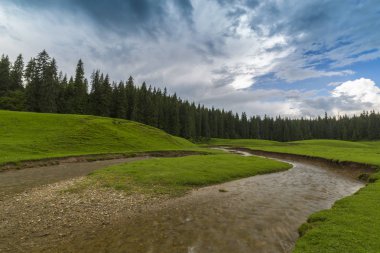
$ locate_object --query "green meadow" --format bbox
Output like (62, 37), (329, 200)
(208, 138), (380, 253)
(0, 110), (196, 166)
(81, 154), (291, 196)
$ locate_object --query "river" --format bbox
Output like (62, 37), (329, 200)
(59, 148), (364, 253)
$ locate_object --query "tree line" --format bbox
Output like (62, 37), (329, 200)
(1, 50), (379, 141)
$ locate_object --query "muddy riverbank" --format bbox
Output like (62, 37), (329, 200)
(0, 149), (366, 253)
(0, 157), (148, 200)
(0, 150), (204, 172)
(0, 151), (204, 199)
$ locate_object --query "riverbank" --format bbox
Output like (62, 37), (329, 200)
(0, 150), (206, 172)
(0, 152), (291, 252)
(207, 139), (380, 253)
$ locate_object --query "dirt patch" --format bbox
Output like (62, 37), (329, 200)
(0, 177), (166, 253)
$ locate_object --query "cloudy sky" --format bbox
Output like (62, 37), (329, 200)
(1, 0), (379, 117)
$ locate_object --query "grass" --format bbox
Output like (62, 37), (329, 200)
(79, 154), (292, 196)
(0, 110), (197, 166)
(208, 138), (380, 167)
(294, 183), (380, 253)
(207, 138), (380, 253)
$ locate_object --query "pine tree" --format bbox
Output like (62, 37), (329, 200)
(111, 81), (127, 118)
(201, 107), (210, 139)
(0, 55), (11, 96)
(89, 72), (112, 117)
(24, 50), (59, 112)
(125, 76), (135, 120)
(56, 73), (68, 113)
(39, 57), (59, 112)
(10, 54), (24, 91)
(72, 59), (88, 113)
(24, 57), (38, 111)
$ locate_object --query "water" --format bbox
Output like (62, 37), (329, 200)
(62, 148), (364, 253)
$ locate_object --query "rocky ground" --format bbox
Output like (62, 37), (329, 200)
(0, 177), (163, 252)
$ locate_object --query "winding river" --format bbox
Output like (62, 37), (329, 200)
(64, 148), (364, 253)
(0, 149), (365, 252)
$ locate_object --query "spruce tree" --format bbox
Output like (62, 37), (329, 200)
(111, 81), (127, 119)
(73, 59), (88, 113)
(125, 76), (135, 120)
(10, 54), (24, 91)
(0, 55), (11, 96)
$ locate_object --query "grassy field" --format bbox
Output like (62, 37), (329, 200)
(208, 138), (380, 167)
(0, 110), (196, 166)
(208, 138), (380, 253)
(78, 154), (291, 196)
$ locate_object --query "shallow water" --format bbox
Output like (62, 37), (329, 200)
(65, 149), (364, 253)
(0, 157), (149, 199)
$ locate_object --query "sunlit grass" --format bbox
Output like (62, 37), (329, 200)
(0, 110), (197, 165)
(83, 154), (291, 196)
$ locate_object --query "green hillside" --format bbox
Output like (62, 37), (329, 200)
(0, 110), (196, 165)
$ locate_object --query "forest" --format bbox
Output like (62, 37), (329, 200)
(0, 50), (379, 142)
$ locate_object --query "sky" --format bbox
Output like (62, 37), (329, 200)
(0, 0), (379, 117)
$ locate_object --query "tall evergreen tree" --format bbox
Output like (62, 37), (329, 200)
(125, 76), (135, 120)
(111, 81), (127, 119)
(89, 71), (112, 117)
(72, 59), (88, 113)
(10, 54), (24, 91)
(0, 55), (11, 96)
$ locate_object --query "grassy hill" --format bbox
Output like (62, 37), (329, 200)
(0, 110), (196, 165)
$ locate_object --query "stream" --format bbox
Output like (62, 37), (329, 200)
(60, 148), (365, 253)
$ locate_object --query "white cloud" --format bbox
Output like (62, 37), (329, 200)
(202, 78), (380, 118)
(332, 78), (380, 107)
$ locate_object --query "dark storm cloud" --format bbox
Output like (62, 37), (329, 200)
(217, 0), (259, 8)
(73, 0), (194, 35)
(9, 0), (194, 36)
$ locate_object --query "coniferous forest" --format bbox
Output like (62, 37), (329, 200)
(1, 50), (379, 142)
